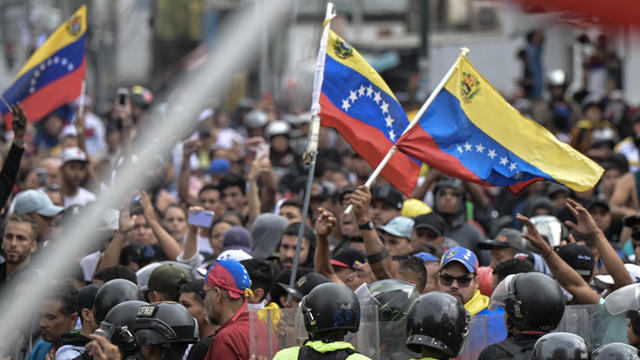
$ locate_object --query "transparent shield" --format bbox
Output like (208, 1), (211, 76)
(557, 304), (628, 349)
(249, 305), (379, 359)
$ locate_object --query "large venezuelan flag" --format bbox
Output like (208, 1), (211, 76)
(319, 30), (420, 196)
(1, 5), (86, 127)
(396, 55), (603, 193)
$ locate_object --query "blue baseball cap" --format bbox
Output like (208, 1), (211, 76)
(440, 247), (478, 274)
(413, 252), (440, 263)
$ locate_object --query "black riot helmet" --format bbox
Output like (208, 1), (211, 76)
(532, 332), (591, 360)
(301, 282), (360, 337)
(490, 272), (565, 332)
(93, 279), (145, 324)
(98, 300), (149, 352)
(593, 343), (640, 360)
(405, 292), (470, 358)
(134, 302), (198, 347)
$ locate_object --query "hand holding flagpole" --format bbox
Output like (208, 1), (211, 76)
(344, 47), (470, 214)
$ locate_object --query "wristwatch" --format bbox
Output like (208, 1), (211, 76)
(358, 221), (375, 231)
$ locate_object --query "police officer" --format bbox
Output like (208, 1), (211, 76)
(273, 282), (371, 360)
(592, 343), (640, 360)
(93, 279), (145, 324)
(97, 300), (149, 359)
(478, 272), (566, 360)
(133, 302), (199, 360)
(405, 292), (470, 360)
(532, 332), (591, 360)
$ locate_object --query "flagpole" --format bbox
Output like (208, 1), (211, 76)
(287, 2), (335, 301)
(78, 80), (86, 119)
(345, 47), (470, 214)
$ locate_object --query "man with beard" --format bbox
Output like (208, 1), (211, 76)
(59, 147), (95, 208)
(437, 247), (489, 316)
(0, 215), (39, 288)
(203, 259), (277, 360)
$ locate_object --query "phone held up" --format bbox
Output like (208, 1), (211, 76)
(188, 210), (214, 228)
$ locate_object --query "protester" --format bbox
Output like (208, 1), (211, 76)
(0, 215), (39, 287)
(29, 283), (78, 360)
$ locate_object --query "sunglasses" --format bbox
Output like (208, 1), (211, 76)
(439, 274), (474, 287)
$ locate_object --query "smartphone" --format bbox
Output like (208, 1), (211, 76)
(117, 87), (129, 106)
(129, 195), (143, 215)
(188, 210), (215, 227)
(256, 142), (270, 158)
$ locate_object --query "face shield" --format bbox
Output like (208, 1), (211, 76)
(604, 283), (640, 315)
(489, 274), (517, 311)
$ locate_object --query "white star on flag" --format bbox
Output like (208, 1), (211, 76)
(373, 91), (382, 104)
(475, 144), (484, 153)
(380, 101), (389, 114)
(349, 91), (358, 103)
(385, 115), (394, 128)
(464, 142), (472, 151)
(514, 172), (522, 179)
(389, 130), (396, 141)
(342, 99), (351, 111)
(358, 85), (366, 96)
(457, 145), (463, 153)
(366, 85), (373, 97)
(509, 162), (517, 171)
(500, 157), (508, 166)
(488, 149), (497, 159)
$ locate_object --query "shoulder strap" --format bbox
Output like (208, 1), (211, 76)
(494, 338), (524, 356)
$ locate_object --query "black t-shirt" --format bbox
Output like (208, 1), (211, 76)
(478, 333), (545, 360)
(186, 335), (214, 360)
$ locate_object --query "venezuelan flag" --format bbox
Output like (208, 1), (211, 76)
(319, 30), (420, 196)
(1, 5), (86, 127)
(396, 55), (603, 193)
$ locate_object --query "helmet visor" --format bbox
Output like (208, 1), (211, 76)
(605, 283), (640, 315)
(489, 274), (516, 311)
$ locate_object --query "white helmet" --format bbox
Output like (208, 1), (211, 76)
(244, 110), (268, 129)
(265, 120), (291, 140)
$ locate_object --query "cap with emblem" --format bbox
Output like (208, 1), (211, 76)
(440, 247), (478, 274)
(278, 272), (330, 299)
(556, 243), (595, 282)
(478, 228), (528, 253)
(330, 247), (366, 270)
(60, 146), (88, 165)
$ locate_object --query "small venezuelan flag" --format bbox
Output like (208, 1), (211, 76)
(396, 54), (603, 193)
(1, 5), (86, 127)
(319, 30), (421, 197)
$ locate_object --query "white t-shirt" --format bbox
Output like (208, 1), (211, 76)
(64, 187), (96, 208)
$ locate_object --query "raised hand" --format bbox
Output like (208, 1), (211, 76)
(315, 207), (337, 237)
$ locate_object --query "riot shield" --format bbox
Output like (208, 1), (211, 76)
(249, 304), (379, 359)
(557, 304), (628, 348)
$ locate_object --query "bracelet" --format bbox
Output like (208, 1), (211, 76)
(367, 248), (389, 264)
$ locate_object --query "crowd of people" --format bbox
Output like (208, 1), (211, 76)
(1, 29), (640, 359)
